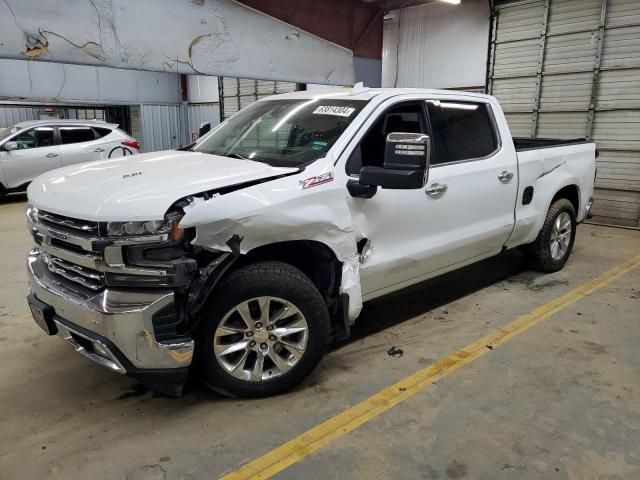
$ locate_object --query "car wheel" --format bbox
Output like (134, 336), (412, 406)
(525, 198), (577, 273)
(196, 261), (330, 397)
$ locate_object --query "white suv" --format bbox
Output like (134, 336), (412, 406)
(0, 119), (140, 196)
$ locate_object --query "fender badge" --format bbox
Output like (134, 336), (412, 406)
(122, 171), (142, 179)
(300, 172), (334, 189)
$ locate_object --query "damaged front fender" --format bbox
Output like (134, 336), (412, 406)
(180, 174), (363, 321)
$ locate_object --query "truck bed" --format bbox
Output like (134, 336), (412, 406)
(513, 137), (592, 152)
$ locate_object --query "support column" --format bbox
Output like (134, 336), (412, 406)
(531, 0), (550, 138)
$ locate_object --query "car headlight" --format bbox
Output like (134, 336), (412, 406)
(106, 217), (184, 240)
(26, 204), (39, 224)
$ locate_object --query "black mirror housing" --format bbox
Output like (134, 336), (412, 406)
(359, 132), (431, 190)
(198, 122), (211, 138)
(359, 166), (426, 190)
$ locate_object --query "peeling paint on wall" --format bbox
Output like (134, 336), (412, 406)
(0, 0), (355, 85)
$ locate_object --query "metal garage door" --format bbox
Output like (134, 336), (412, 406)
(219, 78), (299, 120)
(489, 0), (640, 228)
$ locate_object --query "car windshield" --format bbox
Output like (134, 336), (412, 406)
(193, 98), (368, 167)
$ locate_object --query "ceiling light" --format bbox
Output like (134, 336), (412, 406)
(437, 0), (461, 4)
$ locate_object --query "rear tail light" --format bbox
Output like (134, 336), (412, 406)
(122, 140), (140, 150)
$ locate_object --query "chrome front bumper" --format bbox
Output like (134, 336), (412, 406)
(27, 249), (194, 387)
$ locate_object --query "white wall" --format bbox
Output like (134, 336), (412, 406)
(0, 59), (181, 104)
(382, 0), (490, 90)
(187, 76), (219, 104)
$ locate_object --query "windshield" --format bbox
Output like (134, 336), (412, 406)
(194, 98), (368, 167)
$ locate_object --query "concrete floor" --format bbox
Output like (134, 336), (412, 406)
(1, 193), (639, 480)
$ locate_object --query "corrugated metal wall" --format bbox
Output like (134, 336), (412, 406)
(186, 104), (220, 143)
(139, 104), (221, 152)
(490, 0), (640, 228)
(0, 105), (37, 127)
(140, 105), (186, 153)
(219, 78), (298, 120)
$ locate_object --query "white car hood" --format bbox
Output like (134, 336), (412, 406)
(27, 151), (297, 221)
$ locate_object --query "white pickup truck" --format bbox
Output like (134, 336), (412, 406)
(25, 87), (596, 397)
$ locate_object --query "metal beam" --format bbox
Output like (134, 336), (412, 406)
(586, 0), (608, 140)
(0, 0), (355, 85)
(531, 0), (550, 138)
(486, 9), (500, 94)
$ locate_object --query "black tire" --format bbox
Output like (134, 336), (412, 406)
(196, 261), (330, 397)
(524, 198), (577, 273)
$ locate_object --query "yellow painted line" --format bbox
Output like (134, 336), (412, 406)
(221, 255), (640, 480)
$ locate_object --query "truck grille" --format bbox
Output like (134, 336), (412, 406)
(38, 210), (99, 234)
(41, 252), (105, 291)
(29, 207), (172, 293)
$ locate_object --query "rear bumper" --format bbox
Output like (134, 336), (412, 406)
(27, 249), (193, 395)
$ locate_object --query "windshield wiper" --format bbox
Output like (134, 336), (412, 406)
(226, 153), (273, 165)
(226, 153), (251, 160)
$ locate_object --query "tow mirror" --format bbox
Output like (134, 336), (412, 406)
(4, 141), (18, 151)
(359, 133), (430, 189)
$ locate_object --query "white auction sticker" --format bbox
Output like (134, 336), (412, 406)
(313, 106), (356, 117)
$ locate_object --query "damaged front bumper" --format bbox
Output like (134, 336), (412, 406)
(27, 249), (194, 396)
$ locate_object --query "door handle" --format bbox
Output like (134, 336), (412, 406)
(94, 148), (105, 153)
(498, 171), (514, 182)
(425, 183), (448, 196)
(45, 153), (58, 158)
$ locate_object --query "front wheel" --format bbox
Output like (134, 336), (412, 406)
(524, 198), (577, 273)
(196, 261), (330, 397)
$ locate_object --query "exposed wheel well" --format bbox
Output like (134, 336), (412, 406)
(230, 240), (342, 307)
(552, 185), (579, 214)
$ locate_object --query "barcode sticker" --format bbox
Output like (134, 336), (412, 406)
(313, 106), (356, 117)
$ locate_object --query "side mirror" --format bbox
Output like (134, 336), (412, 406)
(3, 141), (18, 151)
(198, 122), (211, 138)
(359, 133), (430, 189)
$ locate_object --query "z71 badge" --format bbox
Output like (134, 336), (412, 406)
(300, 172), (334, 189)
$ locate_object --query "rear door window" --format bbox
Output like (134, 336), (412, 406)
(59, 126), (96, 145)
(426, 101), (499, 165)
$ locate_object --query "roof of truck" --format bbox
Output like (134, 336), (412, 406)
(260, 86), (493, 102)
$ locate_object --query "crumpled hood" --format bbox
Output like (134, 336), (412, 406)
(27, 151), (298, 221)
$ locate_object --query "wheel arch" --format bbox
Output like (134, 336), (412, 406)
(550, 184), (580, 216)
(233, 240), (342, 304)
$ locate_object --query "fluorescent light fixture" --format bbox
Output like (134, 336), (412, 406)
(437, 0), (461, 4)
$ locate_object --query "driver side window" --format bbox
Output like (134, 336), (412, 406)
(347, 102), (427, 175)
(12, 127), (55, 150)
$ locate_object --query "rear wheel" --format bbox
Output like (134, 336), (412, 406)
(196, 261), (330, 397)
(524, 198), (577, 273)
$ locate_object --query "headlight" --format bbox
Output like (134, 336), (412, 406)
(26, 204), (39, 224)
(106, 217), (184, 239)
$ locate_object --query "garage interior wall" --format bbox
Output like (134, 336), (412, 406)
(0, 60), (221, 153)
(382, 0), (490, 89)
(489, 0), (640, 228)
(0, 59), (181, 105)
(219, 78), (299, 120)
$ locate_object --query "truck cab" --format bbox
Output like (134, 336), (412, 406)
(25, 87), (596, 397)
